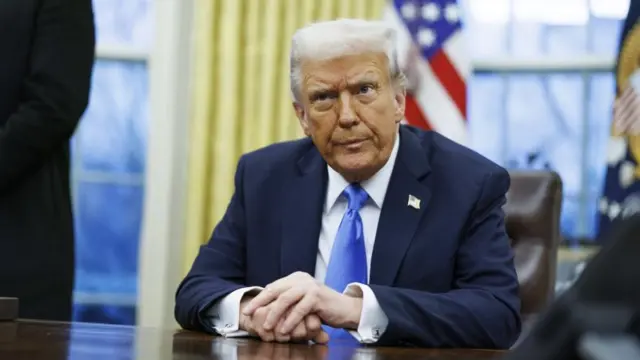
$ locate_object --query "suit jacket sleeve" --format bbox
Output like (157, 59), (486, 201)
(175, 156), (250, 332)
(0, 0), (95, 193)
(370, 169), (522, 349)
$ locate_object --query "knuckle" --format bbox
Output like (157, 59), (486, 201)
(263, 286), (275, 295)
(306, 315), (321, 331)
(308, 287), (321, 299)
(256, 329), (267, 340)
(290, 308), (308, 321)
(281, 292), (298, 303)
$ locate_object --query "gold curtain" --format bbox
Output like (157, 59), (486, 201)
(183, 0), (385, 273)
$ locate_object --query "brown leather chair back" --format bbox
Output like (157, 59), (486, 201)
(505, 170), (562, 323)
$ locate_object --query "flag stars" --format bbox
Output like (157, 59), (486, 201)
(608, 202), (622, 220)
(417, 28), (436, 47)
(421, 3), (440, 22)
(599, 198), (609, 214)
(444, 3), (460, 23)
(619, 161), (636, 188)
(401, 2), (417, 20)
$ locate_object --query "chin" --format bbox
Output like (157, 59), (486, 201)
(334, 154), (377, 180)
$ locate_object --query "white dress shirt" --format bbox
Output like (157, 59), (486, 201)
(206, 132), (400, 344)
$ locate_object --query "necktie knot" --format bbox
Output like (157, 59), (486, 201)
(343, 183), (368, 211)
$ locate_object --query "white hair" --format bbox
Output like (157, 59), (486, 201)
(289, 18), (406, 102)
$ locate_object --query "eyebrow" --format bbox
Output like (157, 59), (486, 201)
(348, 78), (379, 87)
(306, 75), (381, 99)
(307, 87), (335, 100)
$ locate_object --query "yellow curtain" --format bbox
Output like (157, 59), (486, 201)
(183, 0), (386, 273)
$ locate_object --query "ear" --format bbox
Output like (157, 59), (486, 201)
(293, 102), (311, 136)
(393, 88), (406, 123)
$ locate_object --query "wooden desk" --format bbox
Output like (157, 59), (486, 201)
(0, 320), (505, 359)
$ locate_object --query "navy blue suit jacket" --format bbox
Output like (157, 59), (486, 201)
(175, 125), (521, 348)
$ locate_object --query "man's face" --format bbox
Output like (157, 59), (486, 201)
(294, 52), (406, 181)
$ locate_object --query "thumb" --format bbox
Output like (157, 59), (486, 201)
(313, 330), (330, 344)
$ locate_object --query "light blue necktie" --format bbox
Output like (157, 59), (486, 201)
(323, 183), (368, 342)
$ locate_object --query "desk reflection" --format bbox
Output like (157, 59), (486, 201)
(0, 320), (503, 360)
(207, 339), (372, 360)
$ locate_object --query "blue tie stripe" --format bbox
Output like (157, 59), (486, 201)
(323, 183), (368, 343)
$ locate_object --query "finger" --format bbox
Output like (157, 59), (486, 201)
(243, 288), (280, 316)
(264, 287), (306, 330)
(280, 292), (317, 334)
(244, 274), (301, 315)
(255, 327), (275, 342)
(304, 314), (322, 335)
(274, 330), (291, 343)
(313, 330), (330, 344)
(252, 308), (275, 342)
(254, 319), (275, 342)
(288, 321), (308, 342)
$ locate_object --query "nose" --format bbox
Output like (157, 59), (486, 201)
(337, 92), (358, 127)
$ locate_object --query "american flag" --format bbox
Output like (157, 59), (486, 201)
(384, 0), (469, 145)
(613, 71), (640, 136)
(597, 0), (640, 241)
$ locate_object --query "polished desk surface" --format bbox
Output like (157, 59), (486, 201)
(0, 320), (506, 360)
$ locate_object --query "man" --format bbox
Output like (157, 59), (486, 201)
(176, 19), (521, 348)
(0, 0), (95, 320)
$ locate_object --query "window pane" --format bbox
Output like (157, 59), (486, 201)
(93, 0), (153, 49)
(544, 24), (589, 56)
(510, 24), (589, 57)
(74, 182), (143, 297)
(586, 73), (616, 238)
(589, 17), (623, 55)
(503, 74), (585, 238)
(468, 74), (506, 164)
(75, 60), (149, 174)
(510, 22), (544, 57)
(460, 0), (509, 58)
(464, 0), (624, 58)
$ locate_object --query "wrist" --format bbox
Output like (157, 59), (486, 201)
(239, 294), (255, 332)
(342, 296), (363, 330)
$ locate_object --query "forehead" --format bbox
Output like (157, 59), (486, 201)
(300, 53), (390, 89)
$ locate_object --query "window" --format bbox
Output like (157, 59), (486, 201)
(463, 0), (624, 241)
(72, 0), (152, 325)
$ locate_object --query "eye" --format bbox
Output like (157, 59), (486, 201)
(312, 91), (336, 103)
(359, 84), (375, 94)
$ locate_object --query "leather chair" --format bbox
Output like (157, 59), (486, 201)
(504, 170), (563, 329)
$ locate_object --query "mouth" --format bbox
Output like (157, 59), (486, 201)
(336, 138), (367, 146)
(335, 138), (368, 150)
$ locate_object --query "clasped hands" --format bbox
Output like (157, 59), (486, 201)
(239, 272), (363, 343)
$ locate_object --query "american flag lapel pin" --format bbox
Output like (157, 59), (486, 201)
(408, 195), (421, 210)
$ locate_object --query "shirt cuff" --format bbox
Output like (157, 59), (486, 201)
(203, 286), (263, 337)
(344, 283), (389, 344)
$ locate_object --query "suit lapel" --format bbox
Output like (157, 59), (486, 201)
(370, 127), (432, 286)
(280, 144), (327, 278)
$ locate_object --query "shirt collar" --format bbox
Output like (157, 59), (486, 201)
(325, 131), (400, 213)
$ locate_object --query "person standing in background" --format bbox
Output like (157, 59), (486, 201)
(0, 0), (95, 321)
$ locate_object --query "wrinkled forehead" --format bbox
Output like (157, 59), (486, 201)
(299, 52), (391, 91)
